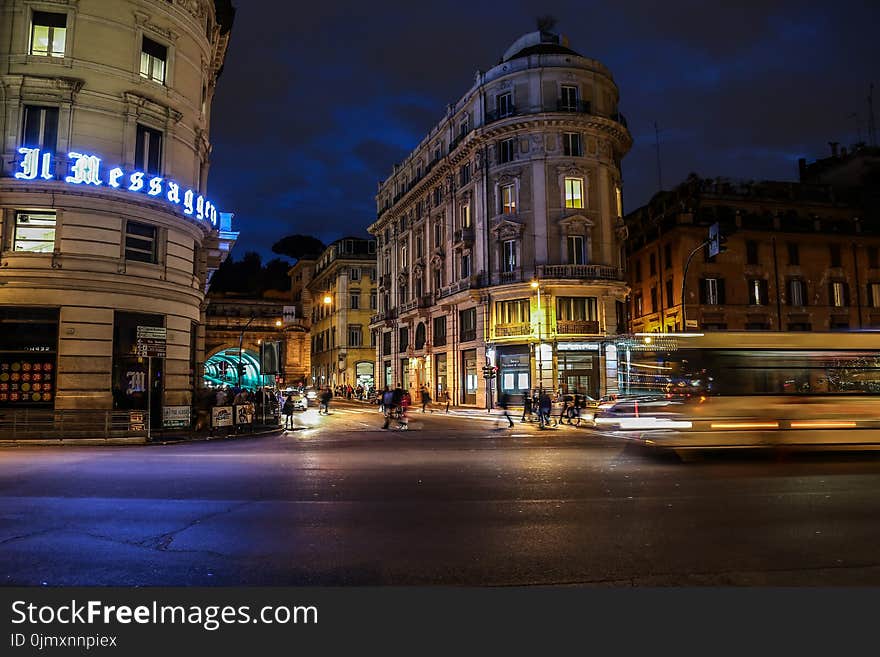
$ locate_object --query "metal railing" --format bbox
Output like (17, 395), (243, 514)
(0, 409), (148, 440)
(537, 264), (623, 281)
(556, 320), (600, 335)
(494, 322), (531, 337)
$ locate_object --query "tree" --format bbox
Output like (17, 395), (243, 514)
(271, 234), (325, 261)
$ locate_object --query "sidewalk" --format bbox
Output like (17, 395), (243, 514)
(0, 423), (286, 447)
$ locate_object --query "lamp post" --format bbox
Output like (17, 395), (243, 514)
(680, 240), (709, 332)
(531, 280), (543, 393)
(237, 314), (256, 389)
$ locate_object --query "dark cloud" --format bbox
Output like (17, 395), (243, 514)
(208, 0), (880, 258)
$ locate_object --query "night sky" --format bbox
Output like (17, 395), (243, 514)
(208, 1), (880, 261)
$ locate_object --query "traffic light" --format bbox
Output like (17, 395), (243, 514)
(482, 365), (497, 379)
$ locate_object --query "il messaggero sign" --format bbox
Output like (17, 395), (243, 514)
(14, 146), (220, 227)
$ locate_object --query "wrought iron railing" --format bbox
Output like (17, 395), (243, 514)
(536, 264), (623, 281)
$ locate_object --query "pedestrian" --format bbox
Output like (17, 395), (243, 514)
(538, 391), (552, 429)
(420, 386), (431, 413)
(319, 387), (332, 414)
(282, 394), (294, 430)
(442, 389), (451, 413)
(497, 391), (514, 428)
(521, 390), (532, 422)
(558, 391), (573, 425)
(381, 387), (396, 429)
(399, 390), (411, 430)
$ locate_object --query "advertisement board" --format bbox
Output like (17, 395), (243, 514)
(235, 403), (255, 425)
(163, 406), (191, 429)
(212, 405), (233, 427)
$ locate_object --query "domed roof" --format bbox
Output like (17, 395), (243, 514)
(501, 31), (581, 63)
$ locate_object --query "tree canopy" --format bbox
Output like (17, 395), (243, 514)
(271, 234), (325, 261)
(207, 252), (291, 295)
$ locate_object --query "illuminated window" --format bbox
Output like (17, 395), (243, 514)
(869, 283), (880, 308)
(702, 278), (724, 305)
(125, 221), (158, 264)
(615, 184), (623, 218)
(830, 281), (847, 307)
(496, 299), (530, 324)
(140, 36), (167, 84)
(22, 106), (59, 150)
(460, 204), (471, 228)
(13, 211), (56, 253)
(567, 236), (586, 265)
(749, 279), (768, 305)
(501, 184), (516, 214)
(557, 297), (597, 322)
(135, 124), (163, 175)
(31, 11), (66, 57)
(563, 132), (582, 157)
(564, 178), (584, 208)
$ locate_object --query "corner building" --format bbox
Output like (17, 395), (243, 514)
(369, 30), (631, 404)
(0, 1), (236, 427)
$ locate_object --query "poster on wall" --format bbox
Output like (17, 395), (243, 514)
(212, 406), (233, 427)
(0, 358), (55, 405)
(235, 403), (255, 425)
(163, 406), (191, 429)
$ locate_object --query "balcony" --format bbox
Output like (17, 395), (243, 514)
(398, 298), (418, 314)
(438, 273), (487, 299)
(494, 322), (531, 337)
(378, 273), (391, 289)
(537, 264), (623, 281)
(453, 227), (474, 244)
(370, 309), (397, 324)
(498, 270), (524, 285)
(556, 320), (600, 335)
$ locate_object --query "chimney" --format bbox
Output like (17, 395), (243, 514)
(829, 141), (839, 157)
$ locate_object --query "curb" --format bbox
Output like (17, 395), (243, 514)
(0, 426), (288, 448)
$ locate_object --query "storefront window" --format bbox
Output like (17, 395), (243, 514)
(0, 307), (58, 407)
(112, 312), (163, 426)
(462, 349), (477, 404)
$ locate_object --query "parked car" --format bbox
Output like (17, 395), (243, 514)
(592, 397), (691, 431)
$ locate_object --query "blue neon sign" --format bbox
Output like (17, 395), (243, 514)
(14, 147), (220, 227)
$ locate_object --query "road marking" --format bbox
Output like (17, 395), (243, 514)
(511, 434), (531, 437)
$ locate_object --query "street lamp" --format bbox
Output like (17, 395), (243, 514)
(323, 295), (332, 306)
(531, 280), (543, 393)
(680, 239), (709, 332)
(237, 314), (256, 389)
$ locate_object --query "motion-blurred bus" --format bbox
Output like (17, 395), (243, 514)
(602, 332), (880, 451)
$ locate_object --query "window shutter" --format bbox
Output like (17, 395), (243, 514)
(801, 281), (808, 306)
(698, 279), (707, 305)
(760, 280), (769, 306)
(717, 279), (726, 305)
(828, 282), (835, 306)
(869, 284), (875, 308)
(844, 283), (850, 307)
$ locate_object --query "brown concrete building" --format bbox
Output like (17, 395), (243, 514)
(625, 161), (880, 334)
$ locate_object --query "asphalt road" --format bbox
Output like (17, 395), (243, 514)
(2, 400), (880, 586)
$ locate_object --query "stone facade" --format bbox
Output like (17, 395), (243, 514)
(369, 30), (631, 405)
(625, 169), (880, 333)
(0, 0), (236, 425)
(307, 238), (378, 390)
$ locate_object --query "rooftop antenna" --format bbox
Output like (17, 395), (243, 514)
(654, 121), (663, 192)
(868, 83), (877, 147)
